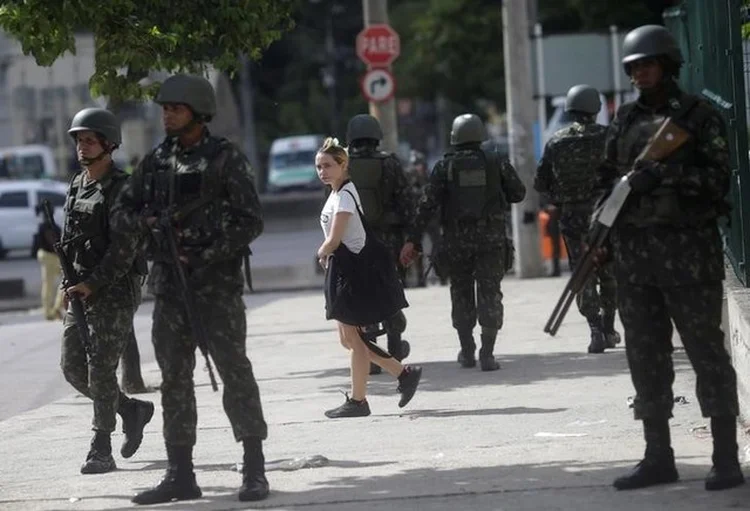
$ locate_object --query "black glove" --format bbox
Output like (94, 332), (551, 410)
(628, 161), (663, 194)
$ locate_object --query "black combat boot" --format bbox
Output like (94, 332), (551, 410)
(587, 316), (607, 354)
(457, 329), (476, 368)
(80, 431), (117, 474)
(239, 437), (270, 501)
(601, 311), (622, 348)
(479, 327), (500, 372)
(613, 418), (679, 490)
(132, 444), (202, 505)
(118, 397), (155, 458)
(705, 416), (745, 491)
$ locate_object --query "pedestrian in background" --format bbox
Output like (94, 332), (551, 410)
(316, 136), (422, 419)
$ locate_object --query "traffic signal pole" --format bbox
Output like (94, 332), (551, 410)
(362, 0), (399, 154)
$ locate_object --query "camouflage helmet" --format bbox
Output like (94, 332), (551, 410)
(450, 114), (487, 145)
(155, 74), (216, 118)
(564, 85), (601, 115)
(68, 107), (121, 146)
(346, 114), (383, 144)
(622, 25), (683, 73)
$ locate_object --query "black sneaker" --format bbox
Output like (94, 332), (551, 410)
(325, 394), (371, 418)
(397, 366), (422, 408)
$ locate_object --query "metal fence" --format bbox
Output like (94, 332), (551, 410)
(665, 0), (750, 285)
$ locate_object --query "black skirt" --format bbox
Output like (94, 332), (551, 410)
(324, 234), (408, 326)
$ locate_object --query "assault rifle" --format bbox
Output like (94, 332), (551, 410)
(41, 200), (92, 353)
(543, 117), (691, 336)
(152, 212), (219, 392)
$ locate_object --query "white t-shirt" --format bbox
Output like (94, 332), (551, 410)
(320, 181), (366, 254)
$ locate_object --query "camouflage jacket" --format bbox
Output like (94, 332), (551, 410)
(113, 128), (263, 295)
(347, 146), (413, 234)
(64, 164), (142, 295)
(408, 146), (526, 247)
(534, 121), (606, 207)
(595, 88), (730, 285)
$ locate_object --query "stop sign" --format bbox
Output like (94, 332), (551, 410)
(356, 24), (401, 67)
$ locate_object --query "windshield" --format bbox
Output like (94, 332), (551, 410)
(0, 154), (45, 179)
(271, 150), (317, 170)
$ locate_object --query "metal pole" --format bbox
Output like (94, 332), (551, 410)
(362, 0), (399, 154)
(534, 23), (547, 145)
(502, 0), (545, 278)
(238, 55), (261, 180)
(610, 25), (623, 111)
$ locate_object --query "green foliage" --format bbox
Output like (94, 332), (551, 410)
(0, 0), (296, 101)
(394, 0), (656, 110)
(743, 0), (750, 39)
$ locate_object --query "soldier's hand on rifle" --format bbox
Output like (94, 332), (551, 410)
(400, 242), (419, 267)
(66, 282), (93, 300)
(628, 161), (663, 194)
(583, 241), (611, 266)
(145, 216), (158, 228)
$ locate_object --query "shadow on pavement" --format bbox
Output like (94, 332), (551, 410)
(95, 457), (748, 511)
(280, 350), (693, 396)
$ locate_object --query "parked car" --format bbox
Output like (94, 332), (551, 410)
(0, 144), (59, 180)
(0, 180), (68, 259)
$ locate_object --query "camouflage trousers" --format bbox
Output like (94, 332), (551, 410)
(618, 280), (738, 420)
(446, 243), (505, 331)
(152, 290), (267, 446)
(560, 207), (616, 322)
(61, 279), (140, 432)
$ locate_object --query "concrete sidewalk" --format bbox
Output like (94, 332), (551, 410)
(0, 278), (748, 510)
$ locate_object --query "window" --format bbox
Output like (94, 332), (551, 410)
(37, 191), (66, 208)
(0, 191), (29, 208)
(271, 150), (317, 169)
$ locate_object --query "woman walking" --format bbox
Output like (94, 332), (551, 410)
(315, 137), (422, 418)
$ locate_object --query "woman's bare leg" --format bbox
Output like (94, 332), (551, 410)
(368, 348), (403, 378)
(341, 324), (369, 401)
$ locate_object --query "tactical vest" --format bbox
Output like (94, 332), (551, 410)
(347, 153), (395, 227)
(137, 137), (254, 286)
(551, 126), (606, 204)
(138, 138), (228, 253)
(445, 148), (502, 221)
(64, 168), (148, 276)
(614, 94), (729, 226)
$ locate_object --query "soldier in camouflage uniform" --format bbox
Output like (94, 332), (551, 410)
(60, 107), (154, 474)
(114, 74), (270, 504)
(400, 114), (526, 371)
(595, 25), (744, 492)
(345, 114), (412, 372)
(534, 84), (621, 354)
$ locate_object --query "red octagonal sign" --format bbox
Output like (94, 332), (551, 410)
(356, 24), (401, 67)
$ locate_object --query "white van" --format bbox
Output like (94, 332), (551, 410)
(0, 180), (68, 258)
(266, 135), (325, 193)
(0, 144), (58, 180)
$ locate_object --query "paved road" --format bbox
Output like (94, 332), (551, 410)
(0, 291), (301, 421)
(0, 227), (324, 304)
(1, 279), (748, 510)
